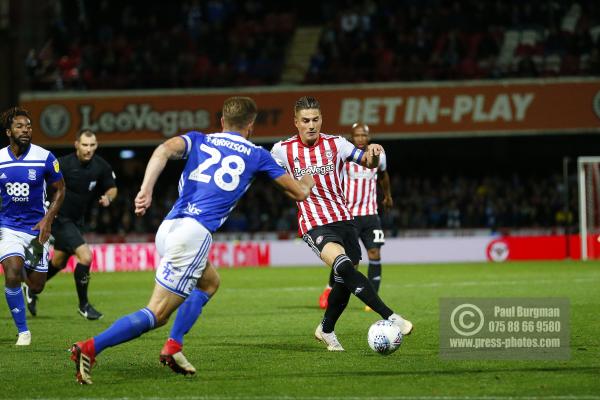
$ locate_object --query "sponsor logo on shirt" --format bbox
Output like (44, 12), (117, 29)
(0, 173), (6, 179)
(184, 202), (202, 216)
(5, 182), (30, 202)
(88, 181), (97, 191)
(293, 163), (335, 177)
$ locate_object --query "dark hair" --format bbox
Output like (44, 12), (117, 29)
(1, 107), (31, 131)
(222, 96), (258, 129)
(294, 96), (321, 114)
(77, 129), (96, 139)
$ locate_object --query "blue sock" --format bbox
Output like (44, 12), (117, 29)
(94, 307), (157, 355)
(170, 289), (210, 345)
(5, 286), (28, 333)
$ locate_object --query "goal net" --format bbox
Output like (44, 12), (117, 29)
(578, 157), (600, 260)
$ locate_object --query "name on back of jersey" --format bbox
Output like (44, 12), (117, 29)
(206, 136), (251, 156)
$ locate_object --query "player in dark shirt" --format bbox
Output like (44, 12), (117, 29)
(23, 130), (117, 320)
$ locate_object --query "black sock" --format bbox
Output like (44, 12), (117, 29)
(327, 268), (335, 288)
(333, 254), (393, 319)
(46, 260), (62, 281)
(368, 259), (382, 293)
(74, 263), (91, 307)
(321, 282), (351, 333)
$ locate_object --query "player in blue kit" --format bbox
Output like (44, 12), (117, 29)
(70, 97), (314, 384)
(0, 107), (65, 345)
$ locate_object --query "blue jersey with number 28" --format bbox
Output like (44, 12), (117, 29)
(165, 131), (285, 232)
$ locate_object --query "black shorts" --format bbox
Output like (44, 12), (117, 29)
(302, 220), (362, 265)
(52, 217), (86, 254)
(354, 214), (385, 250)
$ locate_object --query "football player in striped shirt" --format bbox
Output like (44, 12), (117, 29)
(69, 97), (314, 384)
(271, 96), (412, 351)
(0, 107), (65, 346)
(319, 122), (393, 311)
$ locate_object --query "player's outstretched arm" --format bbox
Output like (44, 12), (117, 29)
(361, 143), (384, 169)
(274, 174), (314, 201)
(34, 178), (65, 244)
(135, 137), (186, 216)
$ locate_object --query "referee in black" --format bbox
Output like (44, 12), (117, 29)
(24, 129), (117, 320)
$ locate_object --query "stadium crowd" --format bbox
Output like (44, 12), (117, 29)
(26, 0), (600, 91)
(26, 0), (296, 90)
(305, 0), (600, 83)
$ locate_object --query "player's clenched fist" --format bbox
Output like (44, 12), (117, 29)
(367, 143), (384, 157)
(134, 190), (152, 216)
(365, 144), (384, 168)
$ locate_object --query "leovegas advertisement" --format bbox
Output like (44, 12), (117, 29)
(20, 78), (600, 146)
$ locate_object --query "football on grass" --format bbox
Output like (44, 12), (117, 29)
(367, 320), (403, 355)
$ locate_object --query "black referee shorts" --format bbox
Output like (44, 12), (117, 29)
(354, 214), (385, 250)
(52, 217), (86, 254)
(302, 220), (362, 265)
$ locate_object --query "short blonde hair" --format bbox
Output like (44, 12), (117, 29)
(222, 97), (258, 129)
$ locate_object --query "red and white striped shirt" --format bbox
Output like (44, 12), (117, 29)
(271, 133), (364, 234)
(343, 152), (387, 216)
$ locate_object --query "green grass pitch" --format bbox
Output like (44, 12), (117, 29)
(1, 261), (599, 399)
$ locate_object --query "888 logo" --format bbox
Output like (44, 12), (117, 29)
(5, 182), (30, 200)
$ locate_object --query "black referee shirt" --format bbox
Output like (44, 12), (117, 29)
(57, 153), (116, 223)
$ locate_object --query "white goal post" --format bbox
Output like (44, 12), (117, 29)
(578, 156), (600, 261)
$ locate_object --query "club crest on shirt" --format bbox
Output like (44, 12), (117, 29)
(28, 169), (36, 180)
(325, 150), (333, 159)
(88, 181), (97, 191)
